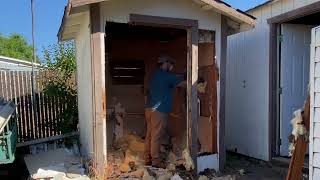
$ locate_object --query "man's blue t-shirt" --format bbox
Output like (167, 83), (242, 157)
(146, 70), (182, 113)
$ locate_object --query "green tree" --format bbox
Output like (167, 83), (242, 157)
(42, 41), (78, 134)
(0, 33), (39, 62)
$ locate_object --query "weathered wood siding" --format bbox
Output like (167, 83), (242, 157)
(226, 0), (319, 161)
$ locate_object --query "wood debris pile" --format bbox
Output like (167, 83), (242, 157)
(106, 134), (196, 179)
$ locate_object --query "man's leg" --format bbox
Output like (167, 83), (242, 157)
(150, 110), (168, 167)
(144, 108), (152, 165)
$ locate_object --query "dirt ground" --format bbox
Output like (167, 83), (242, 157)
(216, 153), (308, 180)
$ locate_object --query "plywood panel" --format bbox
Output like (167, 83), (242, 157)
(199, 43), (215, 67)
(198, 65), (218, 153)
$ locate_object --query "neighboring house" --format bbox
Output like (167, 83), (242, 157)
(226, 0), (320, 179)
(58, 0), (255, 173)
(0, 55), (40, 71)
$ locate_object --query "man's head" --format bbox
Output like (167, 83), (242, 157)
(158, 55), (176, 72)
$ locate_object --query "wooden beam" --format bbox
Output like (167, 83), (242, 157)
(129, 14), (198, 28)
(286, 96), (310, 180)
(219, 15), (228, 171)
(187, 27), (199, 172)
(17, 132), (79, 147)
(71, 0), (107, 8)
(269, 23), (279, 158)
(90, 3), (107, 177)
(267, 1), (320, 24)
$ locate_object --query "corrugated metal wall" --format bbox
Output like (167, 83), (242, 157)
(226, 0), (319, 161)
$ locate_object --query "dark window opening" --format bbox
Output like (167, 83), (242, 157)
(109, 60), (145, 85)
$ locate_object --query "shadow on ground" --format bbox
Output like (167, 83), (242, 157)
(220, 152), (308, 180)
(0, 148), (29, 180)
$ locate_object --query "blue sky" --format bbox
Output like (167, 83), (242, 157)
(0, 0), (266, 62)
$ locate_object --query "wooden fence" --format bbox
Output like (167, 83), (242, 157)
(0, 69), (71, 143)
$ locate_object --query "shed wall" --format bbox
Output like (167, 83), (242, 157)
(100, 0), (223, 163)
(75, 11), (94, 157)
(226, 0), (318, 161)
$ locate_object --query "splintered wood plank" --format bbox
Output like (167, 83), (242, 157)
(286, 96), (310, 180)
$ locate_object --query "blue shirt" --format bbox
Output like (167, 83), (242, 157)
(146, 70), (183, 113)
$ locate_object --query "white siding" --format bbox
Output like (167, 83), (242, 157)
(226, 0), (319, 161)
(308, 25), (320, 180)
(75, 11), (94, 157)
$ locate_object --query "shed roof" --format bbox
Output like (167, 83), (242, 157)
(58, 0), (256, 40)
(246, 0), (273, 12)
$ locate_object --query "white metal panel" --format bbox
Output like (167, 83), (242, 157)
(315, 108), (320, 122)
(315, 78), (320, 92)
(226, 0), (320, 161)
(316, 94), (320, 107)
(226, 10), (270, 160)
(310, 26), (320, 180)
(314, 153), (320, 168)
(315, 63), (320, 77)
(279, 24), (312, 156)
(314, 138), (320, 152)
(315, 123), (320, 138)
(74, 11), (94, 157)
(313, 168), (320, 180)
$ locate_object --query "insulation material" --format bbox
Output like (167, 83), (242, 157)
(182, 149), (195, 171)
(289, 109), (308, 156)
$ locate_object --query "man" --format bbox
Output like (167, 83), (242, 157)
(144, 55), (186, 168)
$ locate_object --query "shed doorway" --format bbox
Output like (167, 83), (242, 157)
(104, 21), (218, 173)
(275, 12), (320, 157)
(105, 22), (188, 148)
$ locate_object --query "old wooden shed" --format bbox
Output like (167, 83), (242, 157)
(58, 0), (255, 174)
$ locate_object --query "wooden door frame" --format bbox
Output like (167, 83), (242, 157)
(90, 3), (107, 176)
(129, 13), (200, 170)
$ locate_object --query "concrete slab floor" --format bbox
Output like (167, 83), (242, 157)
(219, 152), (309, 180)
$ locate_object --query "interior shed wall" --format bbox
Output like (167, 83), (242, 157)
(105, 29), (188, 146)
(74, 10), (94, 157)
(226, 0), (319, 161)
